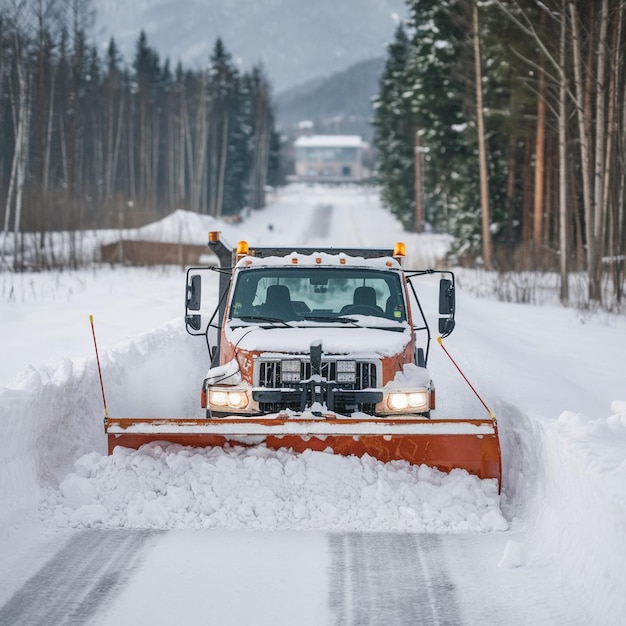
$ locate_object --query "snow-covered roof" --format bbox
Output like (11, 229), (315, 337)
(235, 251), (402, 270)
(294, 135), (365, 149)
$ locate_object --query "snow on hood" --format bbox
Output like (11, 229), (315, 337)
(385, 363), (431, 389)
(226, 324), (411, 357)
(204, 358), (242, 386)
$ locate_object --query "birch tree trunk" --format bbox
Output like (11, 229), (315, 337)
(558, 0), (568, 304)
(533, 55), (546, 256)
(215, 108), (229, 217)
(249, 72), (272, 211)
(569, 2), (595, 300)
(605, 1), (624, 305)
(589, 0), (609, 303)
(13, 47), (31, 270)
(191, 76), (209, 213)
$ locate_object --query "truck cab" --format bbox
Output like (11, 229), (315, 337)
(185, 236), (456, 420)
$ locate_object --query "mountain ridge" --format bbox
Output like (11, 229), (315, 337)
(93, 0), (406, 92)
(275, 57), (385, 141)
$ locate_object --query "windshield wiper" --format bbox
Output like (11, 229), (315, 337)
(236, 315), (292, 327)
(303, 315), (359, 326)
(305, 315), (406, 332)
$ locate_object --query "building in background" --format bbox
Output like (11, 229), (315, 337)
(293, 135), (368, 182)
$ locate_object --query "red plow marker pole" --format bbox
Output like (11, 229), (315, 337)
(437, 336), (496, 421)
(89, 315), (109, 425)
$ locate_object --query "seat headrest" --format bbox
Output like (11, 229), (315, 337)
(266, 284), (291, 303)
(354, 286), (377, 307)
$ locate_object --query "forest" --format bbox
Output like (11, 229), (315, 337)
(3, 0), (625, 311)
(374, 0), (626, 308)
(0, 0), (280, 269)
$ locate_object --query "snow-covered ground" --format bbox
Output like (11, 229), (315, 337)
(1, 185), (625, 624)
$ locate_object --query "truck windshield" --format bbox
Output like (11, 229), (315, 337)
(229, 267), (407, 323)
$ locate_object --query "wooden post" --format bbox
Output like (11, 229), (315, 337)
(473, 3), (493, 270)
(414, 129), (423, 233)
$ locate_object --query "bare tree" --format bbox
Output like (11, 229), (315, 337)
(2, 2), (32, 269)
(533, 11), (547, 256)
(248, 66), (273, 210)
(558, 0), (568, 304)
(191, 70), (209, 213)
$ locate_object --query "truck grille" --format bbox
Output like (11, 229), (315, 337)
(256, 358), (378, 414)
(258, 359), (377, 389)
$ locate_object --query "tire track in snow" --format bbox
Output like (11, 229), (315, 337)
(329, 533), (460, 626)
(0, 530), (158, 625)
(303, 203), (333, 244)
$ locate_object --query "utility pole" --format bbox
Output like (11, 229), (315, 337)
(414, 129), (424, 233)
(473, 3), (493, 270)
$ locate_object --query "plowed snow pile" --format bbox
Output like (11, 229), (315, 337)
(41, 444), (507, 532)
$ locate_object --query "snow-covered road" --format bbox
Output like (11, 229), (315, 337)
(1, 185), (624, 625)
(0, 528), (584, 625)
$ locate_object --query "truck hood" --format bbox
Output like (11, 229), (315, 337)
(225, 323), (412, 358)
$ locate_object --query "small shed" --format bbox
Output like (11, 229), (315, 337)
(100, 240), (211, 266)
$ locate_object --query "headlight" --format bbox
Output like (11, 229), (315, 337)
(388, 392), (409, 410)
(209, 389), (249, 409)
(336, 360), (356, 383)
(281, 360), (301, 383)
(408, 392), (427, 408)
(227, 392), (247, 408)
(211, 390), (229, 406)
(387, 391), (428, 411)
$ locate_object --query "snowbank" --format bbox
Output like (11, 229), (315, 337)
(43, 444), (506, 532)
(530, 405), (626, 620)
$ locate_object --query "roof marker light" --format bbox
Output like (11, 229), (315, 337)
(394, 242), (406, 258)
(315, 257), (322, 264)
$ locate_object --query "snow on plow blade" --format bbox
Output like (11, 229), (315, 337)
(105, 417), (502, 487)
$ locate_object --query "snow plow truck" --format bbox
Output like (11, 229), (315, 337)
(104, 234), (502, 488)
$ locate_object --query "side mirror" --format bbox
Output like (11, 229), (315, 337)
(438, 277), (455, 337)
(186, 314), (201, 331)
(438, 317), (455, 336)
(185, 275), (202, 334)
(438, 278), (455, 315)
(187, 275), (201, 311)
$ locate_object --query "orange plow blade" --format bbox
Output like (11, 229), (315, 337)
(106, 417), (502, 488)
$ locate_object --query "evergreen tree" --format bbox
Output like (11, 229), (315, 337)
(372, 24), (417, 230)
(207, 38), (239, 216)
(406, 1), (478, 244)
(0, 12), (284, 267)
(132, 31), (163, 209)
(376, 1), (531, 261)
(221, 67), (250, 216)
